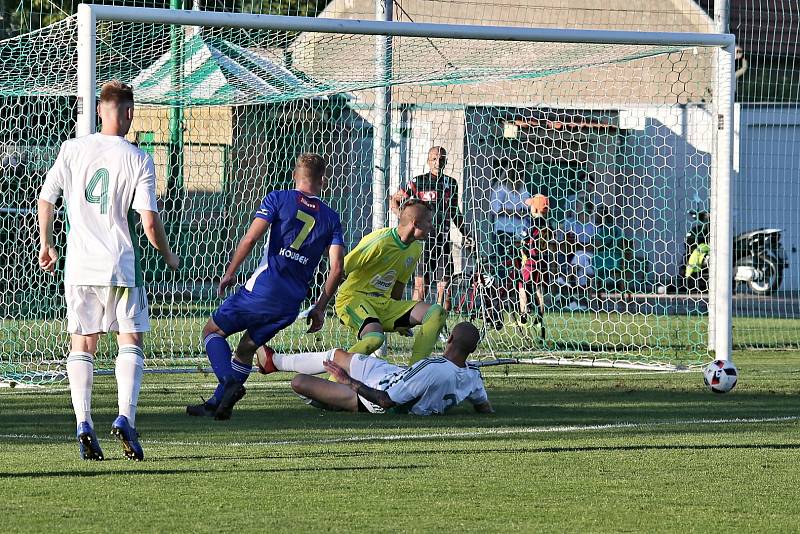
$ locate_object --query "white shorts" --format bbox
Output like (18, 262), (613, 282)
(65, 285), (150, 335)
(349, 354), (403, 414)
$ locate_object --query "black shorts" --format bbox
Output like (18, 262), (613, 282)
(416, 237), (453, 282)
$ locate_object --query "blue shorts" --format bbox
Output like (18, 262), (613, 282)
(212, 287), (300, 346)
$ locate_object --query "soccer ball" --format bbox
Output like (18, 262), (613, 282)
(703, 360), (738, 394)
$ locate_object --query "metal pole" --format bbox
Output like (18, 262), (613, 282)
(714, 0), (729, 33)
(166, 0), (185, 232)
(85, 5), (734, 47)
(372, 0), (392, 232)
(76, 4), (96, 137)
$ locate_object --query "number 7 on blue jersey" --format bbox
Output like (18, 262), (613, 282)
(290, 210), (316, 250)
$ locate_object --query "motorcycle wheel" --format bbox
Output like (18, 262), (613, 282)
(746, 255), (783, 295)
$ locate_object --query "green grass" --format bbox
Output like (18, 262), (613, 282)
(5, 310), (800, 378)
(2, 350), (800, 532)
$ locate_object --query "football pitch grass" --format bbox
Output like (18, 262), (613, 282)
(2, 350), (800, 533)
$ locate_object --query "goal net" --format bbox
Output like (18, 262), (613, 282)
(0, 6), (734, 384)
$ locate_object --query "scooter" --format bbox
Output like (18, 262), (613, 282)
(683, 210), (787, 295)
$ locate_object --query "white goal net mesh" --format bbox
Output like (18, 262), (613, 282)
(0, 14), (729, 383)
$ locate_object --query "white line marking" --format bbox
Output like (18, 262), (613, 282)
(481, 370), (689, 378)
(2, 416), (797, 447)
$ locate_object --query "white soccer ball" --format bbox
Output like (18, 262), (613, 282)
(703, 360), (738, 394)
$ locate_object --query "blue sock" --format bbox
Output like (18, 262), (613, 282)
(230, 358), (252, 385)
(204, 333), (232, 405)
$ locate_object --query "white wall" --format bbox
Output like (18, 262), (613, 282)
(735, 104), (800, 291)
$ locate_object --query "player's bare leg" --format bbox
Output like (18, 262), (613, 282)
(291, 374), (359, 412)
(533, 284), (547, 340)
(232, 333), (259, 367)
(412, 275), (428, 302)
(202, 318), (226, 339)
(436, 276), (452, 343)
(71, 333), (100, 354)
(436, 277), (452, 312)
(291, 349), (356, 409)
(518, 283), (529, 318)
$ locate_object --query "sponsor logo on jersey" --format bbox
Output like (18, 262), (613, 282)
(370, 269), (397, 291)
(278, 247), (309, 265)
(297, 194), (320, 211)
(420, 190), (438, 202)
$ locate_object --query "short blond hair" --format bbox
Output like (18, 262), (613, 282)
(295, 153), (326, 179)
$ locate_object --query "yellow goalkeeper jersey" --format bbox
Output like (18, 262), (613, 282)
(339, 227), (422, 299)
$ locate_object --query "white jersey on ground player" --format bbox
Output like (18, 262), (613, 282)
(350, 354), (489, 415)
(39, 133), (158, 287)
(260, 321), (494, 416)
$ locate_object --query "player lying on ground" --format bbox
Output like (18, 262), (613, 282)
(256, 322), (493, 415)
(187, 154), (345, 420)
(335, 199), (447, 365)
(38, 81), (180, 461)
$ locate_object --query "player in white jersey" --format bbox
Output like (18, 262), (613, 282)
(38, 81), (179, 461)
(256, 322), (493, 415)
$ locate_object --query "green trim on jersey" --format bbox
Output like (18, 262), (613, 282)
(127, 208), (144, 287)
(390, 228), (410, 250)
(63, 200), (70, 235)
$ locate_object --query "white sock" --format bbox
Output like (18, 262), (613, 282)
(66, 352), (94, 429)
(273, 349), (335, 374)
(116, 345), (144, 428)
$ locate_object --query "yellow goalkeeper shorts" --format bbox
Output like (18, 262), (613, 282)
(335, 293), (417, 333)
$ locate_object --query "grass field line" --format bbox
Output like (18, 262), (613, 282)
(3, 415), (798, 447)
(481, 370), (687, 378)
(0, 370), (682, 393)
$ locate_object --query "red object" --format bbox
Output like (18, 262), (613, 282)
(256, 346), (278, 374)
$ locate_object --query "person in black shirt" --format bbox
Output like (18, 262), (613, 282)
(390, 146), (469, 310)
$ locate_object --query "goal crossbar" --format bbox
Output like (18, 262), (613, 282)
(80, 4), (734, 48)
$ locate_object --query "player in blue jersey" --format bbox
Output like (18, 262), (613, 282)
(186, 153), (345, 420)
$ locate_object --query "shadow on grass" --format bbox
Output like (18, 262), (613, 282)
(151, 441), (800, 463)
(3, 384), (799, 442)
(0, 463), (429, 479)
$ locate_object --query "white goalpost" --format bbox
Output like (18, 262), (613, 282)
(0, 4), (735, 384)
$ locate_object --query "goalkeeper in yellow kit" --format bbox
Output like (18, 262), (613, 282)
(335, 199), (447, 364)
